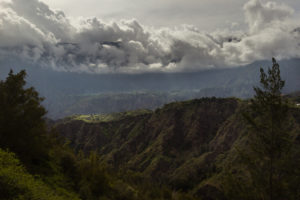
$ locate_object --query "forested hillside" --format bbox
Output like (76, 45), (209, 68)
(1, 59), (300, 200)
(0, 70), (195, 200)
(1, 0), (300, 198)
(55, 95), (300, 199)
(54, 59), (300, 199)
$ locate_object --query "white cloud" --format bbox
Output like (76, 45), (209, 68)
(244, 0), (294, 33)
(0, 0), (299, 73)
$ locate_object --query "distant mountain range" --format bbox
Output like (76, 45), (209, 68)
(0, 58), (299, 119)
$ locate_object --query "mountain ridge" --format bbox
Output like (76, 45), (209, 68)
(55, 97), (241, 196)
(1, 58), (300, 119)
(54, 95), (300, 199)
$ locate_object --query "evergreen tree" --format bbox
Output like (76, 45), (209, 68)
(227, 58), (299, 200)
(245, 58), (291, 199)
(0, 70), (49, 168)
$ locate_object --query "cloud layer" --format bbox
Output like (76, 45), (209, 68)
(0, 0), (299, 73)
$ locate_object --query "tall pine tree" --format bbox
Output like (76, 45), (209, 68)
(243, 58), (293, 200)
(223, 58), (300, 200)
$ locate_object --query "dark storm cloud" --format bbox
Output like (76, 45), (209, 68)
(0, 0), (299, 73)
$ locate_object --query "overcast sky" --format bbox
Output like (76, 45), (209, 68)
(39, 0), (300, 30)
(0, 0), (300, 73)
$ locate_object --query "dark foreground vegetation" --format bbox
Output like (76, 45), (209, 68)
(0, 59), (300, 200)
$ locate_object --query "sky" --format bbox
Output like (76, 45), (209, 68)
(0, 0), (300, 73)
(39, 0), (300, 31)
(40, 0), (248, 31)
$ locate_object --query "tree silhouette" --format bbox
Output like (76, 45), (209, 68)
(0, 70), (49, 168)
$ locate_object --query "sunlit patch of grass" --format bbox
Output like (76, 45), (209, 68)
(67, 109), (153, 123)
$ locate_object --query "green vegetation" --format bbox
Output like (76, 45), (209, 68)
(0, 149), (79, 200)
(0, 70), (49, 170)
(1, 59), (300, 200)
(56, 59), (300, 200)
(0, 70), (197, 200)
(63, 109), (152, 123)
(55, 97), (241, 198)
(220, 58), (300, 199)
